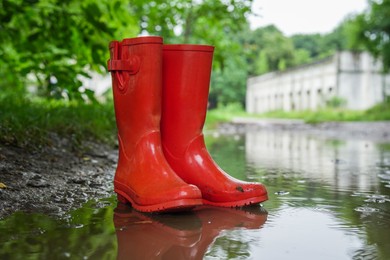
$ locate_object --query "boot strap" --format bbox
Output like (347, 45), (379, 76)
(107, 57), (140, 75)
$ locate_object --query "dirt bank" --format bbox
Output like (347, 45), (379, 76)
(0, 137), (117, 220)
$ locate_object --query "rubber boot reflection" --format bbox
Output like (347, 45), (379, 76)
(114, 203), (268, 259)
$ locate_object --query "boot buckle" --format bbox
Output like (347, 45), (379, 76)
(107, 57), (140, 75)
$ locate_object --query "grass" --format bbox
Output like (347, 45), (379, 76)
(205, 100), (390, 126)
(0, 91), (116, 149)
(259, 100), (390, 123)
(259, 109), (365, 123)
(205, 103), (249, 128)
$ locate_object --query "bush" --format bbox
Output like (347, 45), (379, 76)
(326, 96), (347, 108)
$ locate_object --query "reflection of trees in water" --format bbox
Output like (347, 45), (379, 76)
(206, 230), (251, 259)
(205, 134), (247, 181)
(0, 197), (117, 259)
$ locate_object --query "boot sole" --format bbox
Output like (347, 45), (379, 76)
(202, 194), (268, 208)
(116, 191), (202, 213)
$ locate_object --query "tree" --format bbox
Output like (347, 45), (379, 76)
(292, 48), (311, 66)
(133, 0), (253, 70)
(0, 0), (254, 103)
(0, 0), (138, 101)
(210, 54), (248, 108)
(291, 33), (323, 58)
(143, 0), (256, 108)
(291, 20), (354, 62)
(131, 0), (254, 107)
(243, 25), (296, 76)
(349, 0), (390, 71)
(345, 0), (390, 101)
(255, 51), (269, 75)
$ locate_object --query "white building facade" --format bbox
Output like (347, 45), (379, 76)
(246, 51), (390, 113)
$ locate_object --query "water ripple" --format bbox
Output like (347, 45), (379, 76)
(378, 174), (390, 181)
(274, 191), (290, 196)
(354, 206), (380, 213)
(352, 192), (389, 202)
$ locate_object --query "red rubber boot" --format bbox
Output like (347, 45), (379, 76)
(108, 37), (202, 212)
(161, 44), (268, 207)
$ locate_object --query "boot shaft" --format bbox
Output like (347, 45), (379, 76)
(161, 44), (214, 157)
(108, 36), (163, 148)
(160, 44), (268, 206)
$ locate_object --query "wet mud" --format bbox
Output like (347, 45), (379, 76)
(0, 138), (117, 220)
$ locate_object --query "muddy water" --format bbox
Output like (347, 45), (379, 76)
(1, 129), (390, 259)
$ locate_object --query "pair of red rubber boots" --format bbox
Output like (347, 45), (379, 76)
(107, 36), (268, 213)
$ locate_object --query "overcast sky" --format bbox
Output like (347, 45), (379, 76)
(248, 0), (368, 36)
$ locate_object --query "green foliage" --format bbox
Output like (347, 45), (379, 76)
(293, 48), (312, 65)
(291, 34), (323, 58)
(131, 0), (254, 107)
(290, 19), (356, 64)
(255, 51), (269, 75)
(277, 58), (287, 71)
(341, 15), (367, 51)
(244, 25), (296, 76)
(326, 96), (347, 108)
(259, 109), (363, 123)
(0, 0), (254, 105)
(205, 103), (247, 128)
(0, 0), (138, 101)
(364, 98), (390, 120)
(210, 55), (248, 108)
(347, 0), (390, 71)
(243, 20), (352, 83)
(129, 0), (253, 68)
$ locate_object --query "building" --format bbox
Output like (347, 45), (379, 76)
(246, 51), (390, 113)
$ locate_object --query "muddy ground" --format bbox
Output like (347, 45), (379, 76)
(0, 137), (117, 220)
(1, 120), (389, 220)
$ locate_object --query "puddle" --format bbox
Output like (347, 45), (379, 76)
(1, 129), (390, 259)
